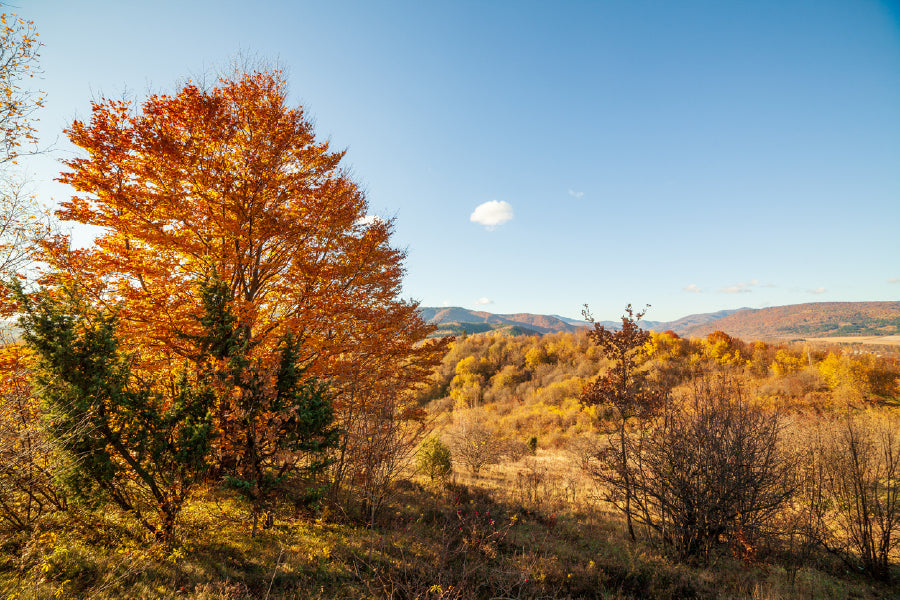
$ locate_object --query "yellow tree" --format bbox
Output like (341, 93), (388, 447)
(44, 69), (447, 520)
(0, 11), (42, 165)
(703, 330), (745, 366)
(0, 8), (55, 532)
(449, 355), (485, 409)
(0, 9), (47, 285)
(771, 349), (804, 377)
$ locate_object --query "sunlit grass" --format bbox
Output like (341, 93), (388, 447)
(0, 471), (894, 600)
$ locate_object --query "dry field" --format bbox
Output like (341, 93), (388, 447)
(796, 335), (900, 346)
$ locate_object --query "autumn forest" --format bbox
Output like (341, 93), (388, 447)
(1, 11), (900, 600)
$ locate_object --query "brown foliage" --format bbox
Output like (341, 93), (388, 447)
(581, 304), (665, 541)
(581, 304), (662, 423)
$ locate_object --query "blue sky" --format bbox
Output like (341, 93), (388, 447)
(20, 0), (900, 322)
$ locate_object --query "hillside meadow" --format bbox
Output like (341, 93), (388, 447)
(1, 4), (898, 598)
(3, 322), (899, 599)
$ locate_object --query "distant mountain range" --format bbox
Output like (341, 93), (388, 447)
(418, 307), (588, 337)
(419, 301), (900, 340)
(676, 301), (900, 340)
(419, 306), (736, 337)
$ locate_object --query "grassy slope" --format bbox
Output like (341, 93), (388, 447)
(2, 473), (897, 600)
(4, 332), (900, 599)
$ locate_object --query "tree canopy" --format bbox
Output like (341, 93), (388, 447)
(37, 68), (446, 525)
(47, 68), (442, 396)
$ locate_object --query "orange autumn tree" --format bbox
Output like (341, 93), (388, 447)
(45, 69), (445, 520)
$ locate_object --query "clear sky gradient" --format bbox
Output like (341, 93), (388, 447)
(21, 0), (900, 322)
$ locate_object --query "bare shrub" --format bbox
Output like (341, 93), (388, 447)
(0, 344), (66, 531)
(513, 457), (549, 508)
(502, 438), (529, 462)
(800, 411), (900, 580)
(447, 417), (505, 476)
(568, 436), (608, 507)
(582, 374), (796, 559)
(644, 376), (795, 557)
(340, 402), (424, 525)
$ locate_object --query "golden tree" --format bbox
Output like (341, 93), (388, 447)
(44, 69), (447, 521)
(0, 10), (42, 165)
(0, 8), (55, 532)
(0, 9), (46, 283)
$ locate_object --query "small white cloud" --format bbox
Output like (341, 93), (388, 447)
(889, 277), (900, 284)
(474, 297), (493, 305)
(355, 214), (382, 227)
(683, 284), (702, 293)
(568, 189), (584, 199)
(720, 281), (757, 294)
(441, 300), (451, 307)
(807, 287), (827, 294)
(470, 200), (513, 230)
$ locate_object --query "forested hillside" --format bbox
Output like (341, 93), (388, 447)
(418, 327), (900, 444)
(420, 307), (588, 335)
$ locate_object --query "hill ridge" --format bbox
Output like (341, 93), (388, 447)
(419, 301), (900, 340)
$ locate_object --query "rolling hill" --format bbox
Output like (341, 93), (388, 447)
(419, 307), (585, 335)
(419, 306), (734, 337)
(677, 301), (900, 340)
(419, 302), (900, 341)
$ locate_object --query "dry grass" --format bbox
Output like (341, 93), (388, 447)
(1, 463), (897, 600)
(795, 335), (900, 346)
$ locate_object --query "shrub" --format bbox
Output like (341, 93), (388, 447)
(800, 411), (900, 580)
(583, 374), (795, 559)
(0, 342), (66, 532)
(448, 417), (505, 476)
(417, 437), (452, 483)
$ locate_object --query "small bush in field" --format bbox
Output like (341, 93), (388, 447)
(417, 437), (452, 483)
(448, 418), (505, 475)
